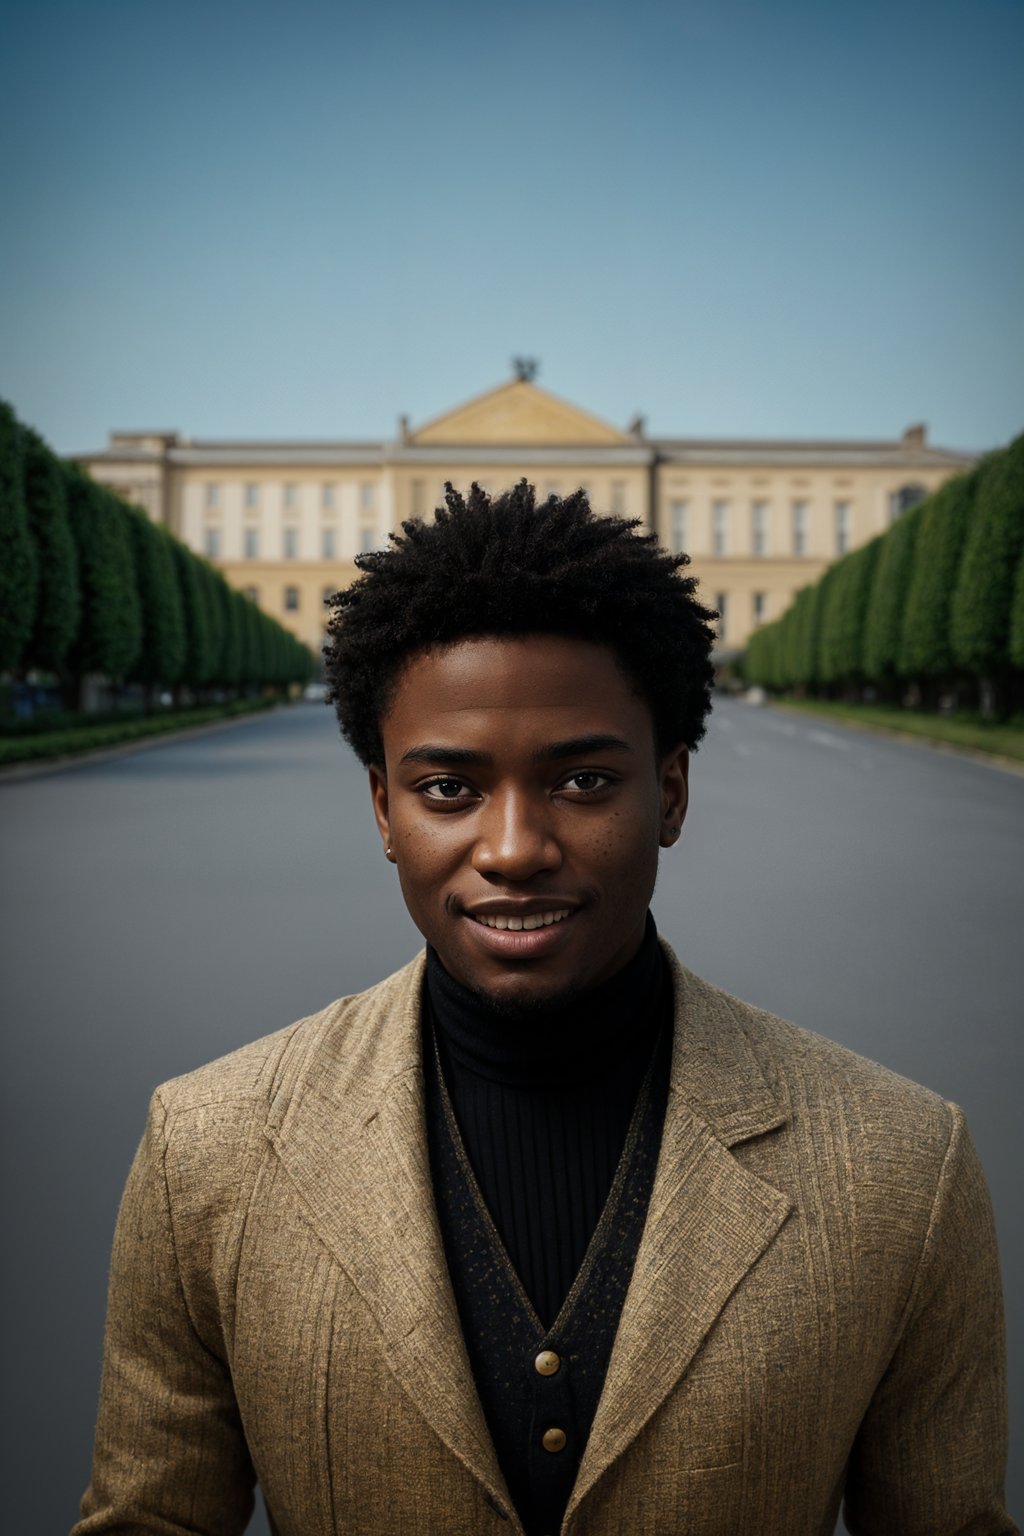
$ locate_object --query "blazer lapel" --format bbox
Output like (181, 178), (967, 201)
(567, 952), (793, 1521)
(264, 956), (511, 1513)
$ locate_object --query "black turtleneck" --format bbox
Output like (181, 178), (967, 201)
(425, 914), (669, 1329)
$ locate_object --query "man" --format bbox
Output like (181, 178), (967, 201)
(76, 484), (1013, 1535)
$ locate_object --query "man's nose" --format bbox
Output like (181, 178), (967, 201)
(471, 790), (562, 881)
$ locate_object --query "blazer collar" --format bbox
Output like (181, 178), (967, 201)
(265, 945), (792, 1530)
(566, 949), (793, 1523)
(264, 954), (515, 1512)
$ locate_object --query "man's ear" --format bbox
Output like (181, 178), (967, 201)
(369, 765), (396, 862)
(658, 745), (689, 848)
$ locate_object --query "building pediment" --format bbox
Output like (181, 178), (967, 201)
(409, 378), (632, 447)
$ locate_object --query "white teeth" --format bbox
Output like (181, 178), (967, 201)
(475, 909), (571, 931)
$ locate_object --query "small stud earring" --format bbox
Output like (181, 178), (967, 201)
(385, 843), (395, 861)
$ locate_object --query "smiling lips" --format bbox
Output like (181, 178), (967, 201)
(464, 906), (578, 959)
(472, 909), (571, 932)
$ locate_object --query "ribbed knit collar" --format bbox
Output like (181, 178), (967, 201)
(425, 913), (664, 1089)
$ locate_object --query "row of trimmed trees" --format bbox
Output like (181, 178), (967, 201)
(744, 432), (1024, 714)
(0, 402), (314, 709)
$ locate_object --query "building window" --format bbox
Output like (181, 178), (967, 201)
(283, 526), (299, 560)
(204, 526), (221, 558)
(244, 483), (259, 509)
(835, 501), (851, 555)
(359, 524), (377, 555)
(411, 479), (426, 517)
(321, 483), (335, 510)
(715, 592), (728, 641)
(792, 501), (808, 556)
(751, 501), (768, 556)
(360, 482), (376, 511)
(670, 500), (687, 553)
(753, 591), (767, 626)
(244, 586), (260, 603)
(284, 586), (299, 612)
(243, 527), (260, 560)
(889, 483), (927, 522)
(611, 481), (627, 515)
(712, 501), (729, 557)
(321, 527), (336, 559)
(283, 483), (298, 511)
(322, 584), (336, 608)
(204, 483), (219, 509)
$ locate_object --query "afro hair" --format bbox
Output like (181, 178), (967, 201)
(324, 480), (717, 767)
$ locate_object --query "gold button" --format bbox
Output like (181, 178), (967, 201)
(534, 1350), (561, 1377)
(542, 1427), (567, 1453)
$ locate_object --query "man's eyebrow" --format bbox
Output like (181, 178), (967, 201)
(535, 734), (634, 761)
(397, 735), (634, 767)
(399, 745), (493, 766)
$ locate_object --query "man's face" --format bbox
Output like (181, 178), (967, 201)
(370, 634), (688, 1008)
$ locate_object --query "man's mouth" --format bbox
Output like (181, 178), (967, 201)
(471, 909), (571, 932)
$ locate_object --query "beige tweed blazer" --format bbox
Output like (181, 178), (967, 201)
(75, 947), (1014, 1535)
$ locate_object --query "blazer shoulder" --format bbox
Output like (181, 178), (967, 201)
(672, 959), (958, 1173)
(152, 951), (426, 1131)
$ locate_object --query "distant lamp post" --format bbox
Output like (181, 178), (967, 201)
(512, 356), (539, 383)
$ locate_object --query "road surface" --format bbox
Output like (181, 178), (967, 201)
(2, 696), (1020, 1532)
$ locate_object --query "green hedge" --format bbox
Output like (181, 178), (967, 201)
(22, 426), (79, 671)
(899, 470), (977, 681)
(743, 430), (1024, 710)
(0, 403), (37, 672)
(950, 433), (1024, 678)
(1, 400), (314, 701)
(863, 502), (923, 684)
(127, 512), (186, 688)
(64, 467), (143, 682)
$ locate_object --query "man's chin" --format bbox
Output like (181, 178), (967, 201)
(459, 971), (588, 1020)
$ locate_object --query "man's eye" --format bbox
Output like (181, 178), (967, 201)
(562, 772), (609, 794)
(422, 779), (472, 801)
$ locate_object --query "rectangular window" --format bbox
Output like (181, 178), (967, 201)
(751, 501), (768, 557)
(283, 527), (299, 560)
(411, 479), (426, 517)
(284, 586), (299, 612)
(359, 525), (377, 555)
(322, 584), (337, 607)
(204, 527), (221, 558)
(715, 591), (728, 640)
(753, 591), (767, 625)
(611, 481), (627, 515)
(243, 527), (260, 560)
(244, 483), (259, 510)
(243, 585), (259, 604)
(835, 501), (851, 555)
(321, 483), (335, 511)
(792, 501), (808, 556)
(670, 500), (687, 553)
(283, 483), (298, 511)
(360, 482), (376, 511)
(321, 527), (336, 559)
(204, 483), (219, 509)
(712, 501), (729, 557)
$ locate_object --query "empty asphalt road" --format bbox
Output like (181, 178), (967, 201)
(2, 696), (1020, 1532)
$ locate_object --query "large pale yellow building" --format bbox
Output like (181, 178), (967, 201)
(77, 375), (975, 661)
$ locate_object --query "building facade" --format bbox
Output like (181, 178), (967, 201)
(77, 377), (975, 660)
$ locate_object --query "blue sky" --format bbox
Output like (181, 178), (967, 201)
(1, 0), (1021, 455)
